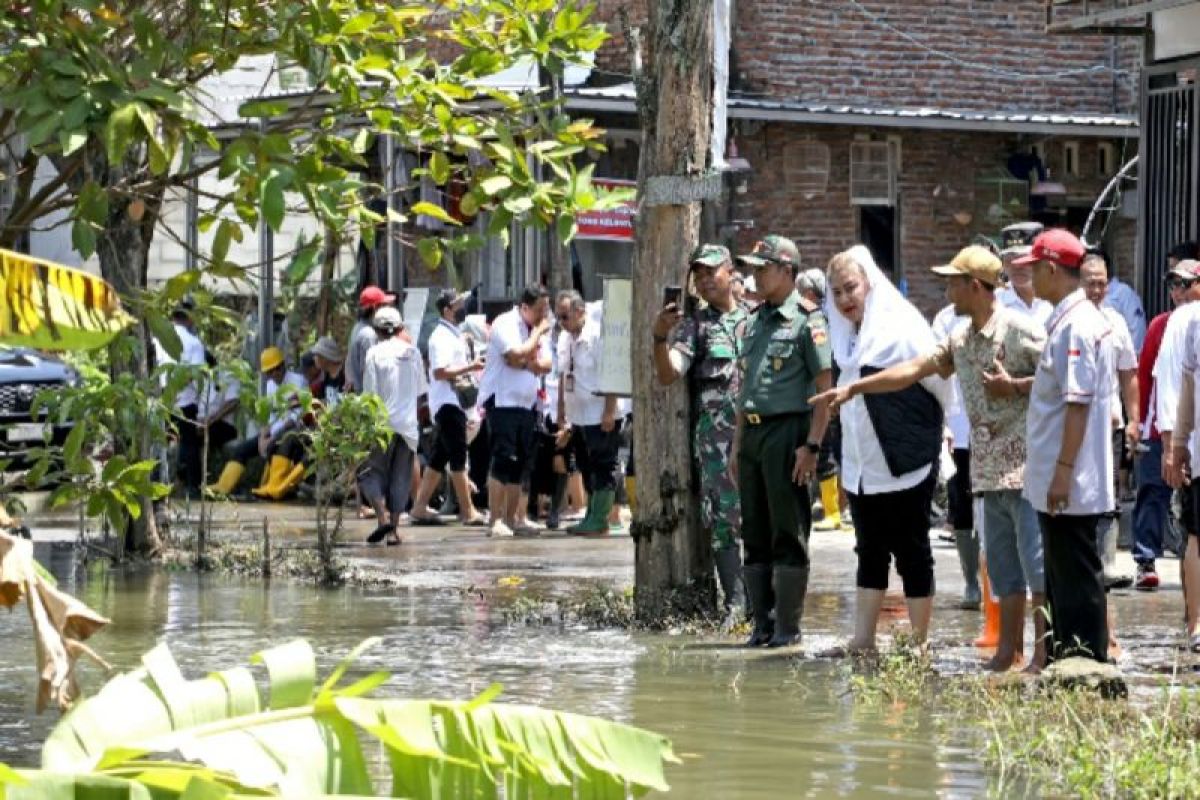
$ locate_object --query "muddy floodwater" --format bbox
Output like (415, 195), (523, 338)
(1, 507), (1192, 798)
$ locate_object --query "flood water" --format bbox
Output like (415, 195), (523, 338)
(1, 526), (1190, 798)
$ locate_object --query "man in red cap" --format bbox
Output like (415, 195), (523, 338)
(1019, 229), (1117, 664)
(346, 286), (397, 393)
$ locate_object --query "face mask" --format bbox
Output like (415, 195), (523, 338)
(453, 307), (467, 324)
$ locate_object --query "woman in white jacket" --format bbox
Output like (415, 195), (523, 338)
(820, 246), (950, 653)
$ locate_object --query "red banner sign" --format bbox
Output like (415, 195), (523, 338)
(576, 179), (636, 242)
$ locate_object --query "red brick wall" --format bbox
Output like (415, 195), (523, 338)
(589, 0), (1142, 116)
(733, 124), (1137, 319)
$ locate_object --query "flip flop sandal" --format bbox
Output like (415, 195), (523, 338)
(386, 534), (403, 546)
(460, 515), (488, 527)
(1190, 633), (1200, 654)
(366, 523), (396, 545)
(409, 515), (445, 526)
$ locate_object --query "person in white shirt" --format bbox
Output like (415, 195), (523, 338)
(1081, 254), (1139, 592)
(996, 222), (1054, 328)
(478, 285), (553, 538)
(359, 307), (427, 545)
(410, 290), (486, 526)
(814, 246), (950, 653)
(1020, 229), (1116, 664)
(159, 303), (207, 496)
(1160, 260), (1200, 650)
(208, 346), (307, 497)
(555, 290), (625, 535)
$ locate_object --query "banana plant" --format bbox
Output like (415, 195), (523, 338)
(0, 638), (678, 799)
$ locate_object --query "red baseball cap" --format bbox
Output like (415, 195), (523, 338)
(1011, 229), (1087, 269)
(358, 285), (396, 309)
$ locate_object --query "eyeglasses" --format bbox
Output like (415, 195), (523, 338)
(1168, 278), (1199, 290)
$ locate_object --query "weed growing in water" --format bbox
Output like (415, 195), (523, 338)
(846, 641), (1200, 798)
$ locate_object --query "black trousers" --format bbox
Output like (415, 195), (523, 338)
(737, 413), (812, 568)
(429, 405), (469, 473)
(1038, 512), (1108, 663)
(946, 448), (973, 531)
(176, 404), (201, 490)
(848, 472), (936, 597)
(577, 422), (622, 493)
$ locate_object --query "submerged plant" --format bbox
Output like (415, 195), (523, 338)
(0, 637), (679, 798)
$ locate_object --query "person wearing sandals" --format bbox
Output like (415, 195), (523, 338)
(409, 289), (487, 527)
(359, 307), (427, 545)
(810, 245), (950, 654)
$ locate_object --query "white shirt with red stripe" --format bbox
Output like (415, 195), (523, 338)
(1024, 288), (1117, 516)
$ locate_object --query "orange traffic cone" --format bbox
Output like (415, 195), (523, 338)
(974, 556), (1000, 648)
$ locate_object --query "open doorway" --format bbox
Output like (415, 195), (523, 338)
(859, 205), (899, 280)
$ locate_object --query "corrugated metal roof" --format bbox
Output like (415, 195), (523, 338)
(567, 82), (1138, 137)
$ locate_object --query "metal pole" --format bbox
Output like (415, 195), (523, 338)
(383, 134), (403, 293)
(257, 122), (274, 373)
(184, 170), (198, 273)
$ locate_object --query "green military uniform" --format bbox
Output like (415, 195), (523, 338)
(671, 256), (748, 551)
(735, 235), (833, 647)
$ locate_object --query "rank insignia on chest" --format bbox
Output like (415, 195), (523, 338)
(812, 327), (827, 345)
(773, 357), (783, 371)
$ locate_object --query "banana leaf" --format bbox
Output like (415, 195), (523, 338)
(0, 248), (134, 351)
(36, 638), (677, 798)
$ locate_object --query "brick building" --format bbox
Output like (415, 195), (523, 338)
(568, 0), (1142, 317)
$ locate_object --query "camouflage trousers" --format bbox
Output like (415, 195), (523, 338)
(694, 405), (741, 550)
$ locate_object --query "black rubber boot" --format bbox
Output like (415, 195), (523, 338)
(743, 563), (774, 647)
(547, 474), (567, 530)
(714, 546), (746, 631)
(767, 564), (809, 648)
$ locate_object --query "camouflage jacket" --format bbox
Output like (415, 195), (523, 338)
(671, 302), (749, 415)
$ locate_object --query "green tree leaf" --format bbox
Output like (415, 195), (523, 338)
(410, 201), (460, 226)
(417, 238), (442, 269)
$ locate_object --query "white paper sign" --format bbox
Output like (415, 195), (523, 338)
(596, 277), (632, 397)
(402, 287), (430, 326)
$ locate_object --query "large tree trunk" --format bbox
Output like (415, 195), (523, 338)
(95, 158), (166, 558)
(630, 0), (716, 624)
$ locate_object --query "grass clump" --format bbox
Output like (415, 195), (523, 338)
(846, 642), (1200, 799)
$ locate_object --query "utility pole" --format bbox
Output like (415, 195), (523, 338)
(629, 0), (723, 622)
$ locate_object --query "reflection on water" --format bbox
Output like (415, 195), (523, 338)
(0, 544), (998, 797)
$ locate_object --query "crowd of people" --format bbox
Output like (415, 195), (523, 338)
(654, 221), (1199, 670)
(167, 281), (634, 547)
(160, 214), (1200, 669)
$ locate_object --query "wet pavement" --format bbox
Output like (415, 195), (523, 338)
(3, 496), (1198, 797)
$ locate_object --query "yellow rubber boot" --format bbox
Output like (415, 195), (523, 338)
(624, 476), (637, 515)
(813, 476), (843, 530)
(267, 461), (307, 500)
(208, 461), (245, 495)
(252, 456), (292, 499)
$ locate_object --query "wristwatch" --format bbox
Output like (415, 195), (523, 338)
(804, 441), (821, 454)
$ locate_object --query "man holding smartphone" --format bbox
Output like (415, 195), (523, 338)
(652, 244), (750, 628)
(734, 235), (833, 648)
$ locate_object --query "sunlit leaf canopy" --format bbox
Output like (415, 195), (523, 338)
(0, 638), (678, 798)
(0, 249), (133, 350)
(0, 0), (618, 273)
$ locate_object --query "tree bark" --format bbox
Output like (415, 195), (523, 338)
(630, 0), (716, 624)
(93, 149), (166, 558)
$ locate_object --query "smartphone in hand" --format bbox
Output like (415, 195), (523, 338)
(662, 285), (682, 309)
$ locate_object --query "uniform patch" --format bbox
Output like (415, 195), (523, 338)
(1067, 348), (1081, 356)
(812, 327), (828, 345)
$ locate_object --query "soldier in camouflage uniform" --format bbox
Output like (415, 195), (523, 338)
(652, 244), (749, 626)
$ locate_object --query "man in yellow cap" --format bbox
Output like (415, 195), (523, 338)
(812, 246), (1047, 671)
(207, 346), (307, 498)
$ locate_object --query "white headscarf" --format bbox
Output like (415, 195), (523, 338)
(825, 247), (947, 406)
